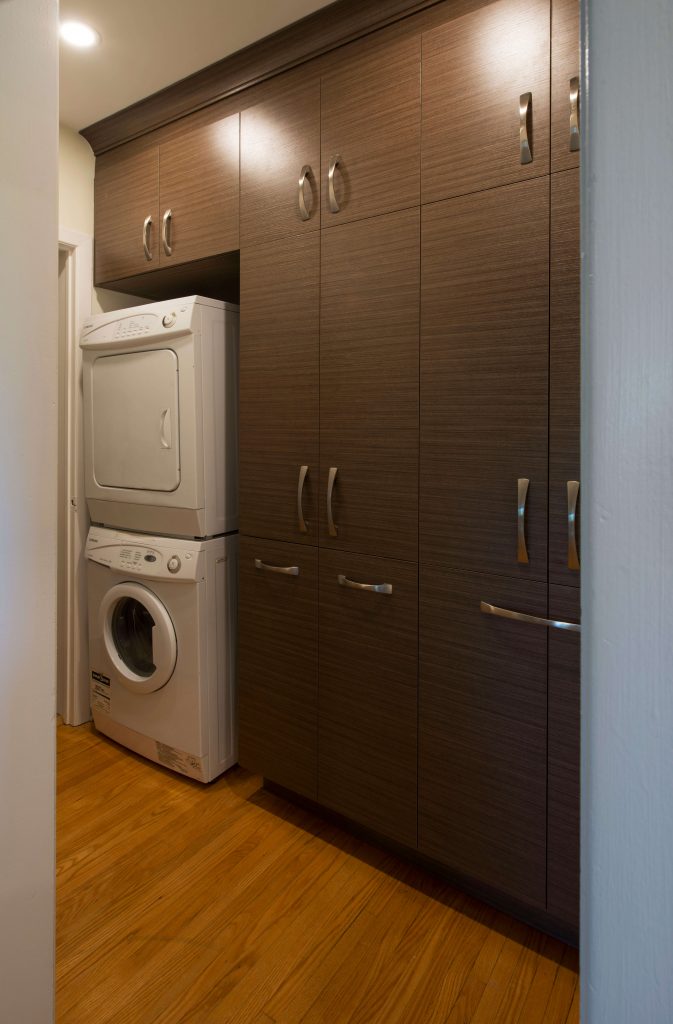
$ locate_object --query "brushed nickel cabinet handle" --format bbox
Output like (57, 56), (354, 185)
(519, 92), (533, 164)
(162, 208), (172, 256)
(569, 76), (580, 152)
(517, 478), (530, 564)
(297, 464), (309, 533)
(327, 466), (338, 537)
(338, 574), (392, 595)
(142, 215), (153, 261)
(480, 601), (581, 633)
(298, 165), (313, 221)
(328, 154), (341, 213)
(254, 558), (299, 577)
(567, 480), (580, 570)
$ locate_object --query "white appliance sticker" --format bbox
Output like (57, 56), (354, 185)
(91, 671), (111, 716)
(156, 742), (203, 777)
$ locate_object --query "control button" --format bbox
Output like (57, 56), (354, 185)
(144, 554), (157, 562)
(162, 313), (176, 328)
(167, 556), (181, 574)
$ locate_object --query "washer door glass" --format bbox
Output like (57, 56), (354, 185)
(111, 597), (156, 677)
(100, 582), (177, 694)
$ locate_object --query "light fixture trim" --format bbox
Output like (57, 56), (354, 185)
(60, 20), (101, 48)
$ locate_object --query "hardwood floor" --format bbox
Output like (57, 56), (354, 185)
(57, 723), (579, 1023)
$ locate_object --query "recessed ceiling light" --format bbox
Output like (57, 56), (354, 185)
(60, 21), (101, 48)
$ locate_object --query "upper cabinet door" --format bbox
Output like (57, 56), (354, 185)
(240, 232), (320, 545)
(94, 147), (159, 284)
(321, 36), (420, 226)
(241, 69), (321, 245)
(550, 169), (580, 586)
(421, 176), (549, 581)
(320, 208), (420, 562)
(551, 0), (580, 172)
(422, 0), (550, 204)
(158, 114), (239, 266)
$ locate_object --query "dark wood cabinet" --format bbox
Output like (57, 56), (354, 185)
(551, 0), (581, 172)
(547, 584), (580, 931)
(320, 208), (420, 562)
(421, 176), (549, 581)
(320, 35), (420, 226)
(238, 538), (318, 799)
(419, 566), (548, 908)
(240, 68), (321, 245)
(94, 147), (159, 282)
(318, 549), (418, 847)
(239, 233), (320, 545)
(422, 0), (550, 205)
(550, 168), (581, 587)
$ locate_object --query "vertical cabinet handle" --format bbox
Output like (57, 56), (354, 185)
(517, 478), (530, 564)
(297, 464), (309, 534)
(327, 466), (338, 537)
(569, 76), (580, 152)
(142, 215), (153, 261)
(162, 208), (173, 256)
(298, 165), (313, 221)
(337, 574), (392, 595)
(567, 479), (580, 570)
(328, 155), (341, 213)
(519, 92), (533, 165)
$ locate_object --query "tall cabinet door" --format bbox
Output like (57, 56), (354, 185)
(421, 176), (549, 580)
(550, 169), (580, 586)
(238, 538), (318, 799)
(321, 35), (420, 226)
(240, 68), (321, 245)
(94, 147), (159, 283)
(551, 0), (581, 172)
(159, 115), (239, 266)
(422, 0), (550, 204)
(320, 208), (420, 561)
(240, 233), (320, 545)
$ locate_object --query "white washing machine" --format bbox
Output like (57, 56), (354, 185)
(86, 525), (238, 782)
(81, 295), (238, 539)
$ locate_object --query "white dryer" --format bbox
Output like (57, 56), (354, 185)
(81, 295), (238, 539)
(86, 525), (238, 782)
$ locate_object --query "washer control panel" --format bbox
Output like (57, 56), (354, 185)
(86, 527), (202, 581)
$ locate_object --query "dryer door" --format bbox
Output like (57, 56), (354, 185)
(100, 582), (178, 694)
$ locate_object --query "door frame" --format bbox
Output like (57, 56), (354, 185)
(58, 228), (92, 725)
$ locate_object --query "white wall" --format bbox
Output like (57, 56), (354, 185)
(582, 0), (673, 1021)
(0, 1), (58, 1020)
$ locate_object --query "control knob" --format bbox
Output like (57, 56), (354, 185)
(162, 313), (176, 328)
(167, 555), (181, 574)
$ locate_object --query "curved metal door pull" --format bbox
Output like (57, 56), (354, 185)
(142, 215), (153, 261)
(254, 558), (299, 576)
(328, 155), (341, 213)
(162, 208), (173, 256)
(297, 465), (309, 533)
(517, 478), (530, 564)
(480, 601), (581, 633)
(569, 76), (580, 152)
(338, 574), (392, 595)
(567, 479), (580, 570)
(327, 466), (338, 537)
(519, 92), (533, 164)
(298, 165), (313, 221)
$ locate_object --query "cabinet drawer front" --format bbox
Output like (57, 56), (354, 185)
(94, 147), (159, 283)
(238, 538), (318, 798)
(422, 0), (550, 204)
(319, 550), (418, 848)
(551, 0), (581, 172)
(419, 566), (547, 907)
(240, 234), (320, 545)
(421, 177), (549, 581)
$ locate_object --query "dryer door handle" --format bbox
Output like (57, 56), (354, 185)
(160, 408), (172, 450)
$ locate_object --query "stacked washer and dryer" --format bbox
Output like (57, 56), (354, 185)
(80, 296), (239, 782)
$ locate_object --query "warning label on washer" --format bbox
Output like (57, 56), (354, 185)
(156, 742), (203, 778)
(91, 671), (111, 716)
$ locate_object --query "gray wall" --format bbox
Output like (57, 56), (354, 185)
(582, 0), (673, 1020)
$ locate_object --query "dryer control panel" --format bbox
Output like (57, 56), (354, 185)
(85, 526), (205, 581)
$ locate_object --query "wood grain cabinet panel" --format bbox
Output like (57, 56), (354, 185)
(318, 549), (418, 847)
(241, 68), (321, 245)
(551, 0), (581, 172)
(419, 566), (548, 907)
(240, 233), (320, 545)
(547, 584), (580, 932)
(320, 208), (420, 561)
(94, 147), (159, 283)
(321, 35), (420, 226)
(420, 177), (549, 580)
(422, 0), (550, 204)
(238, 538), (318, 799)
(159, 114), (239, 266)
(550, 169), (580, 586)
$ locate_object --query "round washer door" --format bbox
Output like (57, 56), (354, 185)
(99, 582), (177, 694)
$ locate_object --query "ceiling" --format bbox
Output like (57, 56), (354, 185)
(59, 0), (335, 131)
